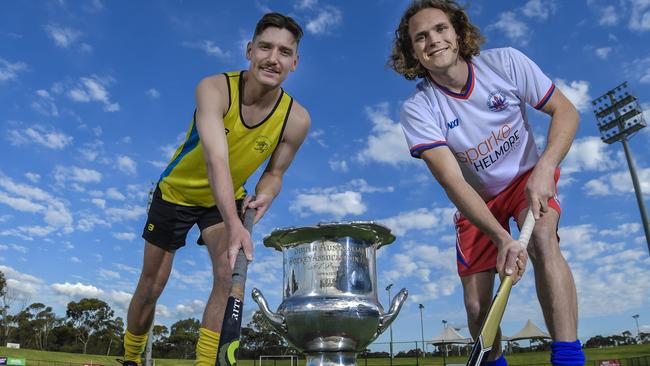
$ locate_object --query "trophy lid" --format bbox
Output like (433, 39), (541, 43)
(263, 221), (396, 251)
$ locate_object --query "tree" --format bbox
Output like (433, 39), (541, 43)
(167, 318), (200, 359)
(23, 303), (59, 350)
(152, 324), (172, 358)
(239, 311), (292, 359)
(0, 270), (12, 344)
(103, 316), (124, 356)
(66, 298), (114, 354)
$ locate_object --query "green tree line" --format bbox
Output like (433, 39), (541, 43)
(0, 270), (647, 359)
(0, 270), (296, 359)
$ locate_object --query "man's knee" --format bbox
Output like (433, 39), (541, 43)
(464, 297), (489, 325)
(528, 219), (561, 264)
(136, 275), (168, 303)
(212, 263), (233, 292)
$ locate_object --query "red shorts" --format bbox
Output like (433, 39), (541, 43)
(455, 168), (561, 277)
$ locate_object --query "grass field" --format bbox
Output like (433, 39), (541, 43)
(1, 344), (649, 366)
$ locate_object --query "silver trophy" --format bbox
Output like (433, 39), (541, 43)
(252, 221), (408, 366)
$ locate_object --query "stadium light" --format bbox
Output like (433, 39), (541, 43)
(386, 283), (394, 365)
(419, 304), (425, 358)
(592, 82), (650, 254)
(633, 314), (641, 342)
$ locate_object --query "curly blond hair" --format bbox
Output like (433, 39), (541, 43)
(388, 0), (485, 80)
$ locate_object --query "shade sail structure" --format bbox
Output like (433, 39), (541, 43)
(429, 327), (472, 345)
(507, 319), (551, 341)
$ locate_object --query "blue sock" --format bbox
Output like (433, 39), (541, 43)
(485, 354), (507, 366)
(551, 340), (585, 366)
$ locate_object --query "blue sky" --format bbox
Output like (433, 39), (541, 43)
(1, 0), (650, 353)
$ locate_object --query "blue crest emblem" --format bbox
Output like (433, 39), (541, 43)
(487, 90), (508, 112)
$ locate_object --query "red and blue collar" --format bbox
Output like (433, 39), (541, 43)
(427, 61), (474, 100)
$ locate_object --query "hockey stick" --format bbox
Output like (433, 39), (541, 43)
(465, 210), (535, 366)
(216, 207), (255, 366)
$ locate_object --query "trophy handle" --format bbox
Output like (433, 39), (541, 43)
(377, 288), (408, 335)
(251, 288), (288, 336)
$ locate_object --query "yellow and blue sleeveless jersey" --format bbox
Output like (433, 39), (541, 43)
(158, 71), (293, 207)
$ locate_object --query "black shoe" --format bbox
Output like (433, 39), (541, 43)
(116, 359), (139, 366)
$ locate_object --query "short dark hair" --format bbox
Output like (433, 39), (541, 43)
(388, 0), (485, 80)
(254, 12), (304, 45)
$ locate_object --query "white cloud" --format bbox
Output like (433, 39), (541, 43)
(106, 187), (126, 200)
(0, 176), (73, 228)
(489, 12), (530, 45)
(562, 136), (619, 174)
(522, 0), (557, 20)
(67, 75), (120, 112)
(329, 159), (348, 172)
(289, 179), (393, 218)
(629, 0), (650, 31)
(146, 88), (160, 99)
(107, 290), (132, 311)
(599, 5), (619, 26)
(91, 198), (106, 208)
(175, 299), (206, 317)
(99, 268), (120, 280)
(113, 232), (136, 241)
(7, 125), (72, 149)
(306, 6), (343, 35)
(51, 282), (103, 298)
(0, 192), (45, 213)
(24, 173), (40, 183)
(0, 265), (43, 303)
(309, 129), (328, 148)
(1, 225), (57, 240)
(291, 190), (366, 218)
(379, 207), (456, 236)
(106, 205), (147, 223)
(295, 0), (317, 10)
(32, 89), (59, 116)
(356, 103), (413, 166)
(116, 263), (139, 275)
(595, 47), (612, 60)
(0, 57), (28, 82)
(117, 155), (137, 175)
(182, 40), (230, 59)
(77, 215), (108, 232)
(600, 223), (642, 237)
(54, 165), (102, 185)
(554, 79), (591, 112)
(43, 23), (82, 48)
(156, 304), (171, 318)
(584, 168), (650, 196)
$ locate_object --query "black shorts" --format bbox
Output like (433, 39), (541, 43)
(142, 187), (243, 251)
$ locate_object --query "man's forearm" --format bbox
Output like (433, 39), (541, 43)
(206, 159), (240, 228)
(255, 172), (282, 198)
(442, 177), (511, 247)
(538, 98), (579, 169)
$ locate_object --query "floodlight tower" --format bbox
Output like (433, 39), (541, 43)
(592, 82), (650, 254)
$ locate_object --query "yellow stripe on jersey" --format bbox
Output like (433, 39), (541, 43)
(158, 71), (293, 207)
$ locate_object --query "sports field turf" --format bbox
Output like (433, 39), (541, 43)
(1, 344), (649, 365)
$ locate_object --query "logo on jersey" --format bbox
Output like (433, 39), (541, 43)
(253, 136), (271, 153)
(487, 90), (508, 112)
(454, 122), (521, 172)
(447, 118), (460, 129)
(147, 223), (155, 232)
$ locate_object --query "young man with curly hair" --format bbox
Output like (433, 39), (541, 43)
(119, 12), (310, 366)
(389, 1), (584, 365)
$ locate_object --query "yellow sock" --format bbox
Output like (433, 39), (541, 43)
(123, 329), (148, 364)
(194, 327), (221, 366)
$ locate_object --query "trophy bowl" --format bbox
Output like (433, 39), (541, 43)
(252, 221), (408, 366)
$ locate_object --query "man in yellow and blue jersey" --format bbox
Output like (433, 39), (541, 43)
(119, 12), (310, 366)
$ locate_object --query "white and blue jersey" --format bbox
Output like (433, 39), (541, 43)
(400, 47), (555, 200)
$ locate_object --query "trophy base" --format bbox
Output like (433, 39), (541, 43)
(305, 352), (358, 366)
